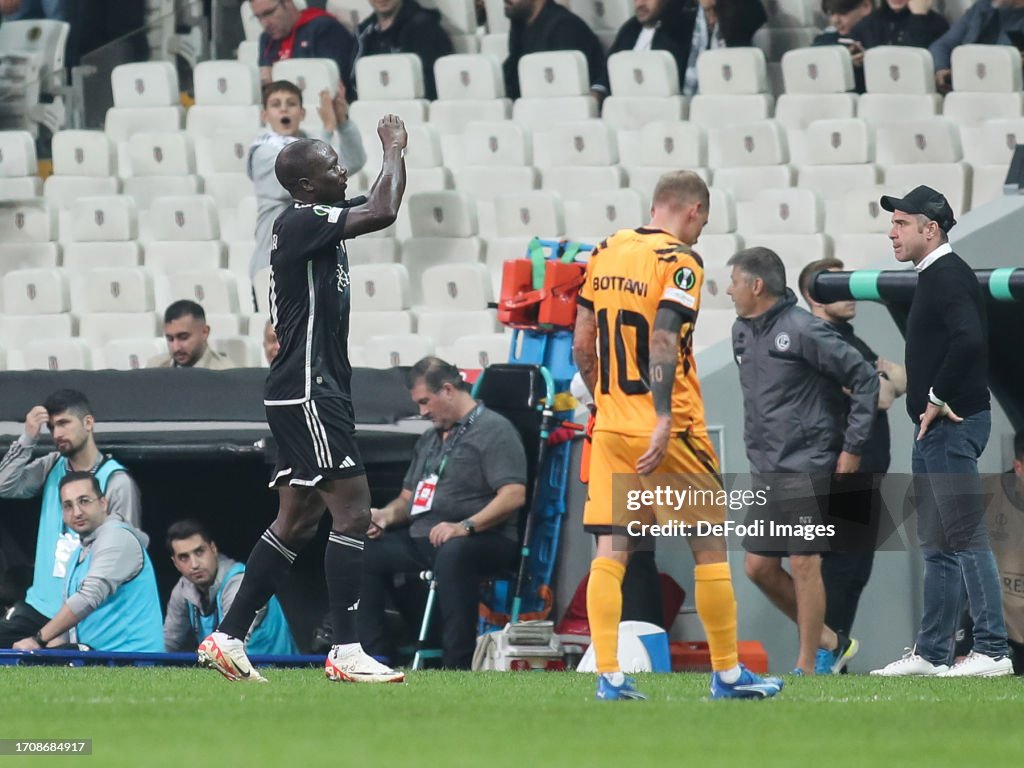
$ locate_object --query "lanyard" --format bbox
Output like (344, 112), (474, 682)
(429, 403), (483, 481)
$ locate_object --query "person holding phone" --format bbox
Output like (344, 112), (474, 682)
(813, 0), (875, 92)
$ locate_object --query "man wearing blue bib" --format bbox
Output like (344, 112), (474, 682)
(0, 390), (141, 647)
(13, 472), (162, 652)
(164, 519), (297, 655)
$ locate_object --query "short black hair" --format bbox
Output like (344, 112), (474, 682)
(43, 389), (93, 420)
(822, 0), (872, 15)
(165, 519), (214, 554)
(727, 247), (787, 298)
(798, 257), (844, 304)
(261, 79), (304, 109)
(409, 356), (471, 393)
(59, 471), (102, 498)
(164, 299), (206, 324)
(1015, 431), (1024, 461)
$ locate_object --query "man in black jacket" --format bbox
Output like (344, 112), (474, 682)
(357, 0), (454, 100)
(503, 0), (609, 99)
(850, 0), (948, 51)
(871, 185), (1012, 678)
(727, 247), (878, 675)
(608, 0), (766, 95)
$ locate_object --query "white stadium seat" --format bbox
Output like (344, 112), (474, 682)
(100, 338), (166, 370)
(22, 339), (92, 371)
(349, 264), (412, 312)
(71, 267), (154, 313)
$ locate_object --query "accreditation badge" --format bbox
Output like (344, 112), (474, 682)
(52, 531), (79, 578)
(410, 473), (439, 517)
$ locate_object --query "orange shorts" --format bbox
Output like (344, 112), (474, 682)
(583, 429), (726, 534)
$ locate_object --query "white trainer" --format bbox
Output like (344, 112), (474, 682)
(870, 649), (949, 677)
(198, 632), (267, 683)
(325, 645), (405, 683)
(938, 651), (1013, 678)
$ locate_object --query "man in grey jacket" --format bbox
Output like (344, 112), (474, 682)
(247, 79), (367, 305)
(0, 389), (141, 647)
(726, 247), (879, 675)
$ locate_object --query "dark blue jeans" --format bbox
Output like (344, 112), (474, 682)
(912, 411), (1008, 664)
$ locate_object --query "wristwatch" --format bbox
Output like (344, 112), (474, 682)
(461, 519), (476, 536)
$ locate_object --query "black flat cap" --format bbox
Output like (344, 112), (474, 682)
(880, 185), (956, 232)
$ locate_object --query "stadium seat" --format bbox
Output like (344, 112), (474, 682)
(402, 123), (445, 170)
(193, 60), (261, 106)
(0, 313), (74, 349)
(0, 177), (42, 198)
(433, 53), (508, 101)
(513, 51), (598, 133)
(875, 118), (961, 166)
(943, 45), (1024, 126)
(0, 243), (59, 290)
(883, 163), (972, 214)
(709, 120), (793, 200)
(70, 267), (154, 314)
(603, 50), (688, 135)
(494, 190), (565, 238)
(690, 47), (773, 129)
(21, 338), (93, 371)
(541, 119), (625, 201)
(270, 56), (341, 128)
(417, 309), (499, 346)
(961, 118), (1024, 177)
(753, 28), (820, 66)
(123, 176), (203, 215)
(443, 332), (511, 369)
(408, 190), (478, 237)
(696, 234), (744, 268)
(462, 121), (532, 166)
(100, 338), (166, 370)
(205, 312), (243, 337)
(202, 172), (256, 214)
(104, 107), (185, 145)
(362, 333), (436, 368)
(349, 264), (412, 311)
(145, 195), (224, 270)
(420, 263), (493, 310)
(349, 310), (415, 340)
(347, 237), (401, 265)
(111, 61), (180, 107)
(356, 53), (425, 100)
(211, 336), (262, 366)
(185, 104), (262, 140)
(195, 129), (258, 176)
(401, 240), (482, 305)
(0, 130), (39, 183)
(739, 187), (831, 272)
(0, 20), (70, 137)
(156, 270), (240, 314)
(51, 129), (118, 177)
(565, 188), (646, 243)
(124, 131), (196, 177)
(701, 264), (735, 310)
(776, 47), (858, 162)
(692, 308), (736, 350)
(624, 121), (707, 194)
(63, 195), (140, 268)
(79, 313), (160, 345)
(0, 199), (56, 243)
(481, 0), (509, 33)
(2, 268), (69, 314)
(863, 46), (936, 94)
(236, 39), (259, 68)
(798, 119), (880, 222)
(705, 187), (738, 236)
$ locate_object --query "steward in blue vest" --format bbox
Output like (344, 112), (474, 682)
(12, 472), (162, 653)
(164, 519), (297, 655)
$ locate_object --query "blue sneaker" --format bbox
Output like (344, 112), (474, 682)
(710, 664), (784, 700)
(790, 668), (805, 676)
(596, 672), (647, 701)
(815, 648), (834, 675)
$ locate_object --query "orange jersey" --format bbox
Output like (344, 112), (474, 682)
(577, 227), (708, 438)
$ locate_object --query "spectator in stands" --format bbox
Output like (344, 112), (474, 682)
(850, 0), (948, 51)
(872, 185), (1011, 677)
(982, 430), (1024, 674)
(814, 0), (874, 92)
(12, 472), (162, 652)
(253, 0), (358, 98)
(356, 0), (454, 101)
(263, 319), (280, 365)
(163, 519), (298, 655)
(0, 389), (140, 648)
(358, 357), (527, 669)
(502, 0), (609, 100)
(680, 0), (767, 96)
(930, 0), (1024, 93)
(727, 247), (878, 674)
(798, 257), (907, 641)
(147, 300), (236, 370)
(0, 0), (64, 20)
(248, 80), (366, 289)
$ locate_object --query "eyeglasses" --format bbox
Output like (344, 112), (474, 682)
(61, 496), (99, 511)
(254, 1), (283, 21)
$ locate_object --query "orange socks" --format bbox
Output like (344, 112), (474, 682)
(587, 557), (626, 674)
(695, 561), (739, 672)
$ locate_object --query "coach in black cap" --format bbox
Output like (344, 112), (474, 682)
(871, 185), (1012, 678)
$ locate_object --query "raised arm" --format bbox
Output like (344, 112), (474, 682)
(343, 114), (408, 238)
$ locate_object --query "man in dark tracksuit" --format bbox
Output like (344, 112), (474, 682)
(727, 247), (878, 675)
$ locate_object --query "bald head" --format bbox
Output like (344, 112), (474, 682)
(274, 138), (348, 202)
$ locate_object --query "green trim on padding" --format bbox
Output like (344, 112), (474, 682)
(988, 268), (1016, 301)
(848, 271), (882, 301)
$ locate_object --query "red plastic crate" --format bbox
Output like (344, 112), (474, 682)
(670, 641), (769, 674)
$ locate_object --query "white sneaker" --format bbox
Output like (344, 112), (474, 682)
(938, 651), (1013, 678)
(324, 645), (405, 683)
(870, 649), (949, 676)
(198, 632), (267, 683)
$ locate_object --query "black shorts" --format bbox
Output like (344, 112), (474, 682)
(266, 398), (365, 487)
(742, 473), (833, 557)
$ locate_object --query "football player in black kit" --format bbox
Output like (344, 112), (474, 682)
(198, 114), (408, 683)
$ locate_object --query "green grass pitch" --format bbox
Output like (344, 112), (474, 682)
(3, 667), (1023, 767)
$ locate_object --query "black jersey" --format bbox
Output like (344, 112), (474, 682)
(264, 198), (365, 408)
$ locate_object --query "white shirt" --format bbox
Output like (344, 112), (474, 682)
(914, 241), (952, 272)
(634, 25), (656, 51)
